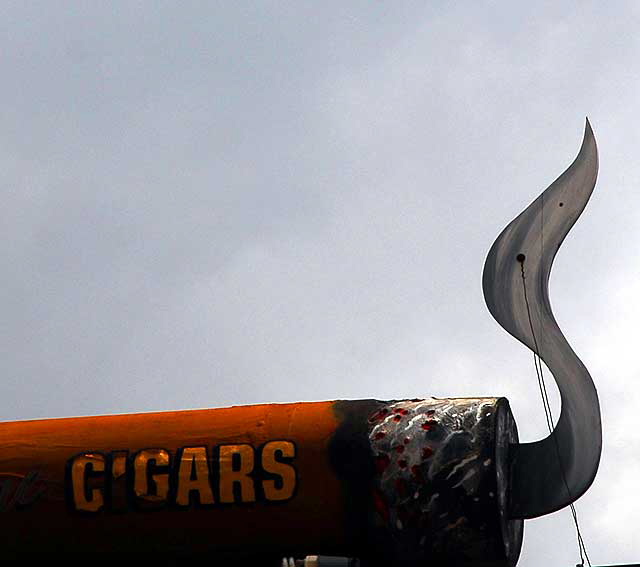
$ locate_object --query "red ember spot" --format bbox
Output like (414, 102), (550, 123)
(395, 445), (405, 454)
(373, 489), (390, 523)
(375, 453), (391, 474)
(422, 447), (434, 460)
(404, 437), (411, 445)
(368, 408), (390, 423)
(374, 431), (386, 440)
(400, 409), (409, 415)
(393, 415), (402, 422)
(421, 420), (438, 431)
(395, 478), (408, 496)
(398, 459), (408, 469)
(411, 465), (424, 483)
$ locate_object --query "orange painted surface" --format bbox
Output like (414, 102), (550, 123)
(0, 401), (349, 555)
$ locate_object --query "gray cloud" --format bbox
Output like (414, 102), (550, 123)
(0, 2), (637, 565)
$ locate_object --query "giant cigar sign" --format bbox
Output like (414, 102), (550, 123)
(0, 122), (601, 567)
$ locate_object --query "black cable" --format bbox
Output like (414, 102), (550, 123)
(518, 257), (592, 567)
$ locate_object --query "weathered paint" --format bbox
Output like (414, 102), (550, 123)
(363, 398), (522, 566)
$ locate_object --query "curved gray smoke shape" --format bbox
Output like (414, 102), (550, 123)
(482, 119), (601, 519)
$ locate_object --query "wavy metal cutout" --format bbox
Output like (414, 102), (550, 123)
(482, 120), (601, 519)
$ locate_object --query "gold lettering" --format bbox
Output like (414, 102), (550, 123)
(134, 449), (170, 503)
(219, 444), (255, 503)
(111, 452), (127, 480)
(71, 453), (105, 512)
(175, 447), (214, 506)
(261, 441), (296, 501)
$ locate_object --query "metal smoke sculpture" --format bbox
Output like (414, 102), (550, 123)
(0, 122), (601, 566)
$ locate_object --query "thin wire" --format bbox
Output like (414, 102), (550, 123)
(545, 193), (590, 566)
(518, 242), (592, 567)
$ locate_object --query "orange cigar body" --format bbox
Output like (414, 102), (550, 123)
(0, 397), (519, 566)
(0, 401), (353, 556)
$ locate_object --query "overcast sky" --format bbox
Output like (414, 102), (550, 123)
(1, 2), (638, 565)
